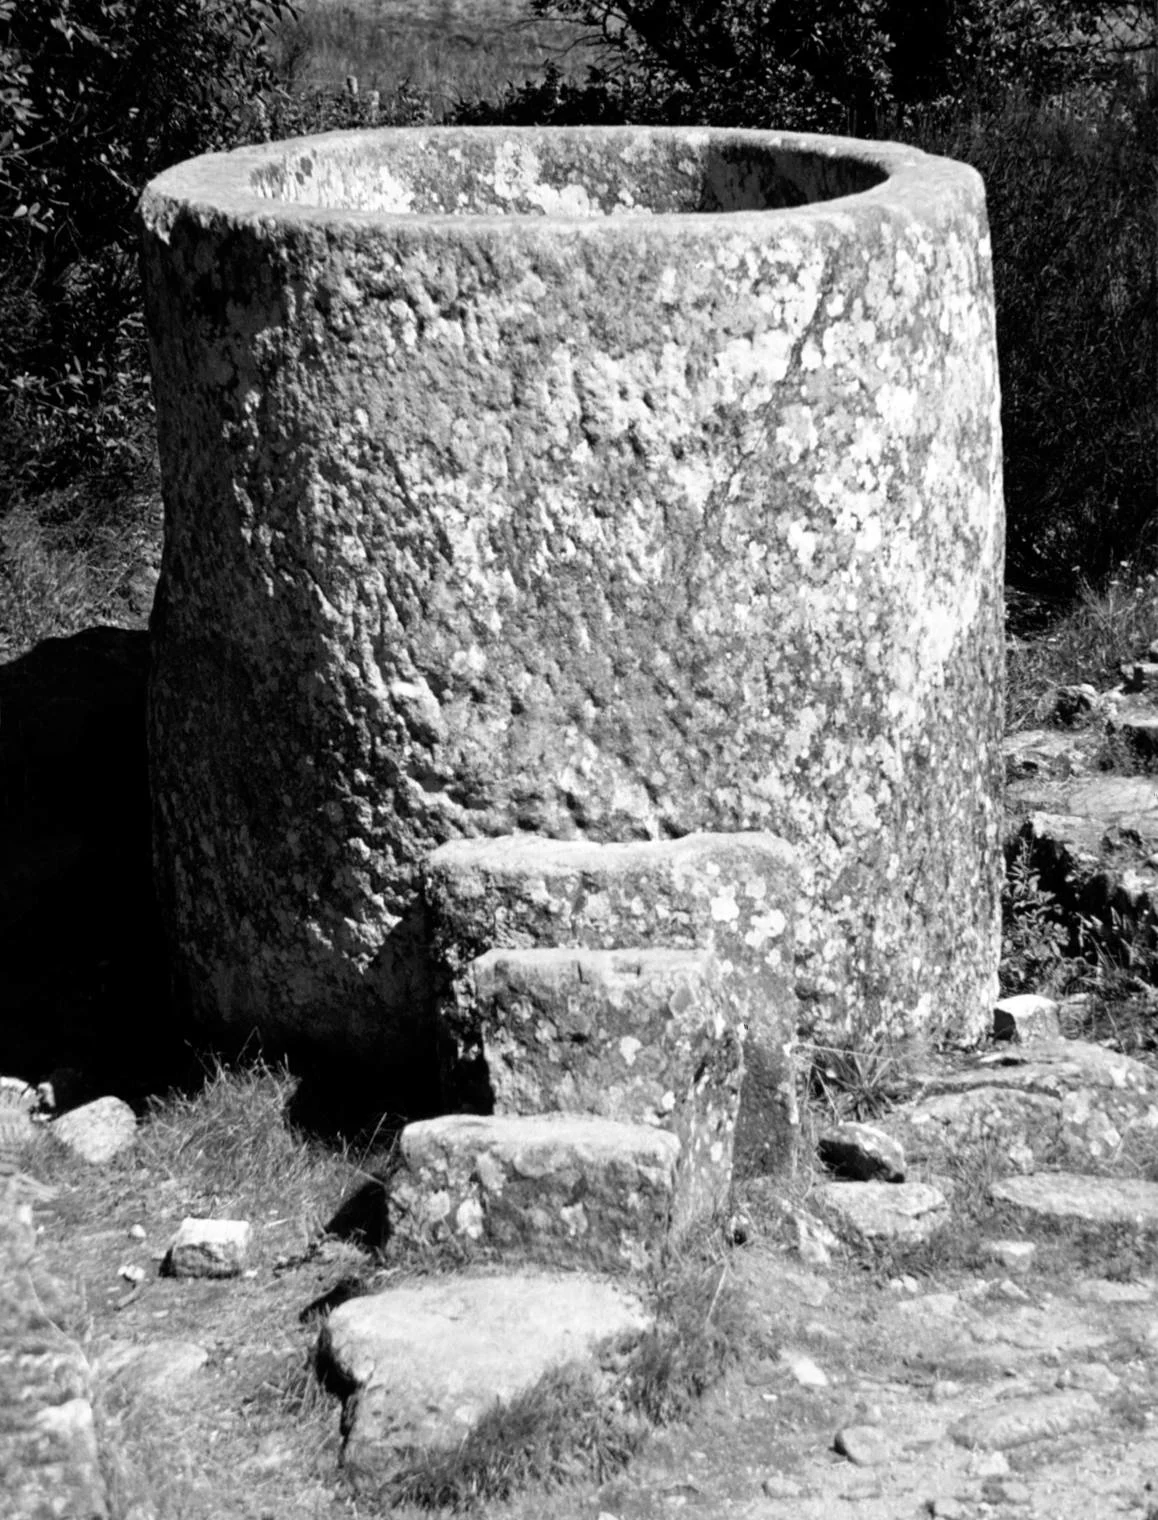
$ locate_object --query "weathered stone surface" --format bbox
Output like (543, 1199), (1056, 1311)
(0, 1186), (108, 1518)
(387, 1112), (681, 1271)
(163, 1217), (251, 1278)
(0, 1077), (39, 1163)
(99, 1339), (210, 1401)
(1002, 730), (1095, 781)
(52, 1096), (138, 1165)
(889, 1038), (1158, 1172)
(141, 127), (1003, 1087)
(1108, 705), (1158, 764)
(426, 831), (795, 1174)
(317, 1272), (649, 1486)
(818, 1120), (905, 1181)
(992, 993), (1062, 1044)
(949, 1391), (1099, 1450)
(834, 1425), (893, 1465)
(810, 1181), (949, 1244)
(991, 1172), (1158, 1227)
(442, 946), (742, 1209)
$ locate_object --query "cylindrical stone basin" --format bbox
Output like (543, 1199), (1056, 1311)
(140, 126), (1003, 1089)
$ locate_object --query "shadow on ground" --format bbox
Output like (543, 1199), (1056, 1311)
(0, 625), (186, 1104)
(0, 624), (443, 1135)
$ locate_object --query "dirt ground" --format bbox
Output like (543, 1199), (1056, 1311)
(19, 1135), (1158, 1520)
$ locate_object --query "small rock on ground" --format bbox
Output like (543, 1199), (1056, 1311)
(52, 1096), (136, 1165)
(163, 1217), (251, 1278)
(810, 1181), (949, 1244)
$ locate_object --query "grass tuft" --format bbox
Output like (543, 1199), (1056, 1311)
(1006, 570), (1158, 731)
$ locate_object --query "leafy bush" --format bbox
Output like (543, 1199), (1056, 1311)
(909, 75), (1158, 594)
(1001, 838), (1070, 993)
(461, 2), (1157, 602)
(0, 0), (296, 487)
(495, 0), (1128, 131)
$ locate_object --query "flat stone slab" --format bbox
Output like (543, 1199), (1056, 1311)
(424, 832), (798, 1175)
(889, 1038), (1158, 1173)
(388, 1112), (680, 1272)
(949, 1390), (1100, 1450)
(991, 1172), (1158, 1227)
(442, 946), (741, 1223)
(317, 1271), (650, 1488)
(809, 1181), (949, 1244)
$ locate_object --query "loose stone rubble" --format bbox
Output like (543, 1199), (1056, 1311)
(10, 644), (1158, 1515)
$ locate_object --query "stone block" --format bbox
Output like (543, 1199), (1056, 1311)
(810, 1181), (949, 1244)
(992, 993), (1061, 1044)
(424, 831), (796, 1174)
(163, 1217), (251, 1278)
(387, 1112), (681, 1272)
(318, 1272), (649, 1490)
(441, 946), (741, 1223)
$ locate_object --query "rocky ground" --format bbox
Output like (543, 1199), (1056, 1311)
(7, 641), (1158, 1519)
(7, 1011), (1158, 1520)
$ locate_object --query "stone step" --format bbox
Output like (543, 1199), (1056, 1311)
(387, 1111), (687, 1273)
(422, 831), (798, 1175)
(439, 945), (742, 1218)
(991, 1171), (1158, 1228)
(317, 1270), (650, 1494)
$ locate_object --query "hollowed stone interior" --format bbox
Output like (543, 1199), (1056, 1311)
(249, 130), (888, 217)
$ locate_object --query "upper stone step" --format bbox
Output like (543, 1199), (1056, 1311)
(387, 1111), (682, 1273)
(422, 831), (797, 1175)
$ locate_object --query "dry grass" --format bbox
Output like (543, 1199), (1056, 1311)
(0, 487), (161, 659)
(26, 1060), (373, 1519)
(1006, 572), (1158, 731)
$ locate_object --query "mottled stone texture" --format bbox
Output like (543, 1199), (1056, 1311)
(425, 832), (793, 1173)
(443, 948), (742, 1215)
(388, 1112), (681, 1271)
(140, 126), (1003, 1082)
(0, 1188), (108, 1519)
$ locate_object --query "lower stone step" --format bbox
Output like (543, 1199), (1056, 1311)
(439, 946), (744, 1221)
(387, 1112), (684, 1273)
(317, 1271), (650, 1494)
